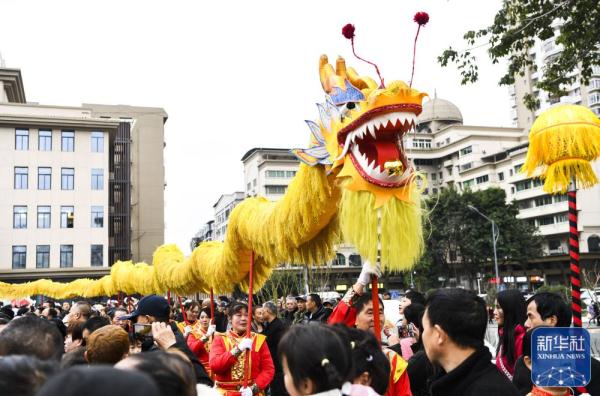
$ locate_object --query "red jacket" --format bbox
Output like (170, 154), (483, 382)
(188, 331), (211, 365)
(496, 324), (526, 377)
(209, 331), (275, 393)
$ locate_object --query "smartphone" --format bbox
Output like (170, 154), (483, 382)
(133, 323), (152, 337)
(408, 323), (416, 337)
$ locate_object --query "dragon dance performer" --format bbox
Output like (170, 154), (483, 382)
(176, 301), (202, 335)
(329, 265), (412, 396)
(210, 302), (274, 396)
(187, 307), (218, 377)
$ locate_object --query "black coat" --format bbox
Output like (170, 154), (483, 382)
(262, 317), (289, 396)
(282, 309), (296, 327)
(407, 350), (434, 396)
(513, 355), (600, 396)
(429, 346), (519, 396)
(302, 305), (330, 325)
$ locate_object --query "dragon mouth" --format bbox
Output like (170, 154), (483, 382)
(338, 105), (418, 188)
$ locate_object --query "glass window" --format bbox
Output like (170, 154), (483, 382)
(463, 179), (474, 189)
(38, 167), (51, 190)
(61, 131), (75, 152)
(14, 167), (28, 189)
(498, 172), (504, 181)
(538, 216), (555, 226)
(91, 169), (104, 190)
(518, 199), (533, 210)
(37, 206), (51, 228)
(61, 206), (74, 228)
(286, 171), (296, 178)
(91, 206), (104, 228)
(38, 130), (52, 151)
(13, 206), (27, 229)
(476, 175), (489, 184)
(36, 245), (50, 268)
(515, 180), (532, 191)
(12, 246), (27, 269)
(266, 170), (286, 178)
(555, 213), (568, 223)
(15, 129), (29, 150)
(60, 245), (73, 268)
(431, 173), (437, 181)
(535, 196), (553, 207)
(348, 254), (362, 267)
(459, 146), (472, 156)
(61, 168), (74, 190)
(532, 178), (544, 187)
(265, 185), (286, 194)
(554, 194), (567, 203)
(333, 253), (346, 266)
(91, 245), (103, 266)
(91, 132), (104, 152)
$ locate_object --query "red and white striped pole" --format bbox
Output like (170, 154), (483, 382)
(568, 180), (582, 327)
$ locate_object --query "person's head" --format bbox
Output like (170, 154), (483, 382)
(62, 302), (71, 313)
(352, 293), (384, 334)
(307, 294), (322, 312)
(0, 315), (64, 361)
(65, 320), (85, 353)
(0, 306), (14, 320)
(65, 301), (92, 325)
(41, 308), (58, 320)
(123, 295), (171, 325)
(36, 366), (160, 396)
(262, 301), (278, 322)
(253, 306), (265, 324)
(111, 308), (130, 330)
(296, 296), (307, 311)
(228, 302), (249, 335)
(286, 296), (298, 312)
(81, 316), (111, 343)
(399, 291), (425, 314)
(60, 346), (87, 370)
(403, 303), (425, 339)
(201, 298), (211, 309)
(525, 292), (571, 329)
(422, 289), (487, 365)
(0, 355), (57, 396)
(198, 307), (211, 329)
(333, 325), (390, 395)
(43, 301), (56, 309)
(85, 325), (130, 365)
(17, 306), (30, 317)
(279, 325), (352, 396)
(115, 350), (196, 396)
(184, 301), (200, 323)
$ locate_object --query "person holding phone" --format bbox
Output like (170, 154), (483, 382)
(122, 294), (212, 387)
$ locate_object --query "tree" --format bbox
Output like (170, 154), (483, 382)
(415, 187), (543, 288)
(438, 0), (600, 110)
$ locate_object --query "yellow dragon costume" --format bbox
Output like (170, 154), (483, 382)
(0, 55), (427, 299)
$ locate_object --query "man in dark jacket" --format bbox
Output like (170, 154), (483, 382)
(302, 294), (330, 324)
(281, 296), (298, 327)
(122, 294), (213, 387)
(262, 301), (289, 396)
(422, 288), (519, 396)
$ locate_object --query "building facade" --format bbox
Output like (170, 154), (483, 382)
(213, 192), (245, 242)
(0, 66), (166, 282)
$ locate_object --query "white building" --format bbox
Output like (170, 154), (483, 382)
(213, 192), (245, 242)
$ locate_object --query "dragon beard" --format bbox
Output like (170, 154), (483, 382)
(338, 182), (424, 272)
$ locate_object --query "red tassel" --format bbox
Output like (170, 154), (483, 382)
(410, 11), (430, 87)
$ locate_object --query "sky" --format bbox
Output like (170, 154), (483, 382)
(0, 0), (513, 254)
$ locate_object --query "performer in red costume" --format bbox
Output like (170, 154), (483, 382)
(188, 307), (217, 377)
(329, 265), (412, 396)
(210, 302), (274, 396)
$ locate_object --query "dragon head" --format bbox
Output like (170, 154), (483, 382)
(293, 55), (427, 207)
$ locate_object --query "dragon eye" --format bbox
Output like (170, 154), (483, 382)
(346, 102), (356, 110)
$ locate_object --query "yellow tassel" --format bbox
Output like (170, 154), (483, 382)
(544, 159), (599, 193)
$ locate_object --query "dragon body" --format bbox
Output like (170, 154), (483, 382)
(0, 56), (426, 298)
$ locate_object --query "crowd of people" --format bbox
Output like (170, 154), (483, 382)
(0, 270), (598, 396)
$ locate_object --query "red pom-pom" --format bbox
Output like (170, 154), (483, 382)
(413, 12), (429, 26)
(342, 24), (355, 40)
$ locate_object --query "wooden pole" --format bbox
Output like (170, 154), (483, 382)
(243, 251), (255, 387)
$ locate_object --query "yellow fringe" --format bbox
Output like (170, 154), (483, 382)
(543, 159), (599, 194)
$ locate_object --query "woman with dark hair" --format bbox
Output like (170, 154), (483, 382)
(209, 302), (274, 395)
(176, 301), (201, 336)
(494, 289), (527, 379)
(278, 325), (353, 396)
(187, 307), (217, 376)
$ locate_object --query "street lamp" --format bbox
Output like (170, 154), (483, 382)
(467, 205), (500, 290)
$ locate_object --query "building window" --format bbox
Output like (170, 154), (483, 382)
(13, 206), (27, 229)
(439, 172), (443, 179)
(60, 245), (73, 268)
(460, 162), (473, 172)
(91, 169), (104, 190)
(36, 245), (50, 268)
(14, 167), (28, 189)
(91, 206), (104, 228)
(286, 171), (296, 178)
(554, 194), (567, 203)
(266, 170), (286, 178)
(332, 253), (346, 266)
(37, 206), (51, 228)
(538, 216), (555, 226)
(12, 246), (27, 269)
(91, 244), (103, 266)
(38, 130), (52, 151)
(459, 146), (473, 156)
(515, 180), (532, 191)
(61, 131), (75, 152)
(518, 199), (533, 210)
(413, 139), (432, 149)
(91, 132), (104, 152)
(246, 182), (251, 191)
(61, 168), (74, 190)
(532, 178), (543, 188)
(476, 175), (489, 184)
(265, 185), (286, 195)
(61, 206), (74, 228)
(349, 254), (362, 267)
(463, 179), (474, 189)
(431, 173), (437, 181)
(588, 235), (600, 252)
(555, 213), (568, 223)
(498, 172), (504, 181)
(38, 167), (51, 190)
(534, 195), (553, 207)
(15, 129), (29, 150)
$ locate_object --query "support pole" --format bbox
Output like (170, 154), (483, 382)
(244, 251), (255, 387)
(210, 288), (215, 325)
(372, 208), (382, 343)
(568, 180), (582, 327)
(178, 295), (188, 325)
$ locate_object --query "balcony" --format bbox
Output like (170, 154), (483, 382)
(517, 202), (568, 218)
(443, 159), (454, 168)
(538, 222), (569, 236)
